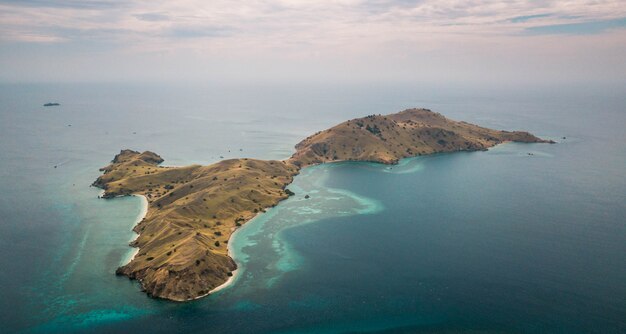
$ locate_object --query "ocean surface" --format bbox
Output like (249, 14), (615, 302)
(0, 82), (624, 333)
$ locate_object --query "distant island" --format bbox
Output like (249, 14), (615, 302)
(94, 108), (553, 301)
(43, 102), (60, 107)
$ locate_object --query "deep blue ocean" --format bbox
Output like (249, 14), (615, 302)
(0, 83), (624, 333)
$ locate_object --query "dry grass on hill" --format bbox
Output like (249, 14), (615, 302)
(94, 108), (551, 301)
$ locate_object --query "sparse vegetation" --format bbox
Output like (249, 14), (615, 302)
(97, 108), (549, 302)
(365, 124), (381, 135)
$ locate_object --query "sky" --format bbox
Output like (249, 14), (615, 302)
(1, 0), (625, 85)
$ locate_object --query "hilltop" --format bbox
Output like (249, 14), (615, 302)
(94, 150), (298, 301)
(290, 108), (549, 166)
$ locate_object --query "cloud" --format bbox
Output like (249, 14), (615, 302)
(525, 16), (626, 35)
(509, 13), (552, 23)
(166, 25), (235, 38)
(134, 12), (170, 22)
(2, 0), (625, 44)
(0, 0), (128, 10)
(0, 30), (66, 43)
(0, 0), (625, 84)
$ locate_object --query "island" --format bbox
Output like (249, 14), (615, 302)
(43, 102), (60, 107)
(94, 108), (553, 301)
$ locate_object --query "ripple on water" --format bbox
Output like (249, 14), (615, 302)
(32, 307), (148, 333)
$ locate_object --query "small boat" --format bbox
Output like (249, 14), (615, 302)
(43, 102), (60, 107)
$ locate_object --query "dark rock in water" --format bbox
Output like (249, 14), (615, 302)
(114, 267), (126, 276)
(285, 188), (295, 196)
(562, 136), (566, 139)
(304, 194), (310, 199)
(43, 102), (60, 107)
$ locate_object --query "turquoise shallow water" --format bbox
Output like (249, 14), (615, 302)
(0, 83), (624, 333)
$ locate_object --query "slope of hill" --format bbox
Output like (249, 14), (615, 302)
(94, 150), (298, 301)
(290, 108), (551, 166)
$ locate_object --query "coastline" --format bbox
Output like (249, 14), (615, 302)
(201, 140), (526, 294)
(203, 211), (264, 297)
(121, 195), (148, 266)
(95, 108), (552, 301)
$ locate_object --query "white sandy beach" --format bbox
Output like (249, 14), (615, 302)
(116, 191), (259, 298)
(202, 211), (265, 297)
(204, 225), (244, 296)
(121, 194), (148, 266)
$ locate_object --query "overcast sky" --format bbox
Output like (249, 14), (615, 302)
(1, 0), (625, 85)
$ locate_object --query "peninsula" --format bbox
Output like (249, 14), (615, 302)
(94, 108), (553, 301)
